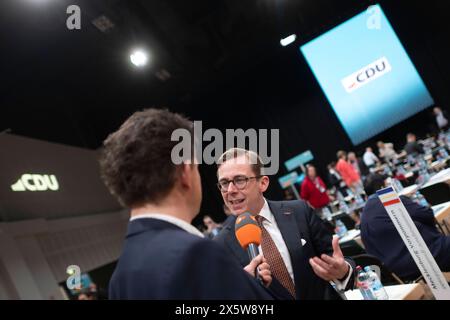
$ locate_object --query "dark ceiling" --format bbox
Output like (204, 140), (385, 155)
(1, 0), (373, 148)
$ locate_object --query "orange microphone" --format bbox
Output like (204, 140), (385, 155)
(235, 212), (263, 281)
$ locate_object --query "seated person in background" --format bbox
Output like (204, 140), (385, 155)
(203, 215), (223, 238)
(363, 147), (380, 169)
(377, 141), (397, 163)
(78, 293), (95, 300)
(100, 108), (272, 299)
(404, 133), (425, 155)
(87, 283), (107, 300)
(360, 173), (450, 281)
(300, 164), (330, 209)
(391, 169), (407, 184)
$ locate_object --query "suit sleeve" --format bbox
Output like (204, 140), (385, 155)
(214, 225), (294, 300)
(169, 238), (273, 300)
(301, 201), (355, 289)
(401, 196), (436, 226)
(108, 279), (117, 300)
(301, 200), (334, 256)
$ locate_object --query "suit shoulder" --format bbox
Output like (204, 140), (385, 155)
(176, 236), (238, 275)
(214, 216), (235, 243)
(214, 227), (228, 244)
(269, 199), (311, 214)
(179, 234), (226, 257)
(268, 199), (307, 208)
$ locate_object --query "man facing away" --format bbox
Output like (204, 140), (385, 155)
(99, 109), (272, 299)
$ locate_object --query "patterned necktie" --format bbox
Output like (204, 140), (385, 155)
(256, 215), (296, 298)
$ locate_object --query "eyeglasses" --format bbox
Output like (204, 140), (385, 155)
(217, 175), (261, 192)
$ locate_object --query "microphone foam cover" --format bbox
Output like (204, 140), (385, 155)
(235, 212), (262, 249)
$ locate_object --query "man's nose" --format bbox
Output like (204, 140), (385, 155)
(227, 181), (239, 193)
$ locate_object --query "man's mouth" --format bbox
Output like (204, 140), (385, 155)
(229, 199), (245, 205)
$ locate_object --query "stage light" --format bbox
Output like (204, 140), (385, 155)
(280, 34), (296, 47)
(130, 50), (148, 67)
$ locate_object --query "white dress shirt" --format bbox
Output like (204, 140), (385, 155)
(363, 151), (379, 167)
(436, 111), (448, 128)
(257, 199), (352, 290)
(130, 213), (204, 238)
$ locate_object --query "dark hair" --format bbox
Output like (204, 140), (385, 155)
(99, 108), (193, 207)
(337, 150), (347, 159)
(306, 164), (316, 174)
(217, 148), (264, 176)
(363, 173), (386, 196)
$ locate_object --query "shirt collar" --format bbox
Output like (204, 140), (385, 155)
(130, 213), (204, 238)
(257, 198), (274, 224)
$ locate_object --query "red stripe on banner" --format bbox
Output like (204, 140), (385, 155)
(383, 199), (400, 206)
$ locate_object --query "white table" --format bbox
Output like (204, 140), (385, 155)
(404, 171), (414, 179)
(429, 158), (450, 171)
(432, 200), (450, 223)
(345, 283), (425, 300)
(431, 201), (450, 234)
(422, 168), (450, 188)
(399, 184), (418, 197)
(338, 229), (361, 245)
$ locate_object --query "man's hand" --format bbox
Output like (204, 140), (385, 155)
(309, 235), (349, 282)
(244, 254), (272, 287)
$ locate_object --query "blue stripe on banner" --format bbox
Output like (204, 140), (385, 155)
(376, 187), (394, 196)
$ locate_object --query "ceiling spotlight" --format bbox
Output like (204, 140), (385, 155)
(130, 50), (148, 67)
(280, 34), (297, 47)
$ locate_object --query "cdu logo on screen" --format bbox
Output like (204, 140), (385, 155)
(341, 57), (392, 93)
(10, 174), (59, 192)
(300, 4), (434, 145)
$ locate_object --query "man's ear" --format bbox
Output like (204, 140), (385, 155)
(179, 163), (192, 189)
(259, 175), (270, 193)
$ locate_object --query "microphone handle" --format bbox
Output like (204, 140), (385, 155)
(247, 243), (263, 284)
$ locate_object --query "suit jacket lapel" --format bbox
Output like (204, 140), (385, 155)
(268, 200), (308, 299)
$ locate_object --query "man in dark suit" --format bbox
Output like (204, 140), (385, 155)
(214, 148), (355, 300)
(327, 162), (348, 197)
(404, 133), (425, 155)
(99, 109), (272, 299)
(361, 174), (450, 281)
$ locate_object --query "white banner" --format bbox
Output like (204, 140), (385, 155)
(376, 186), (450, 300)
